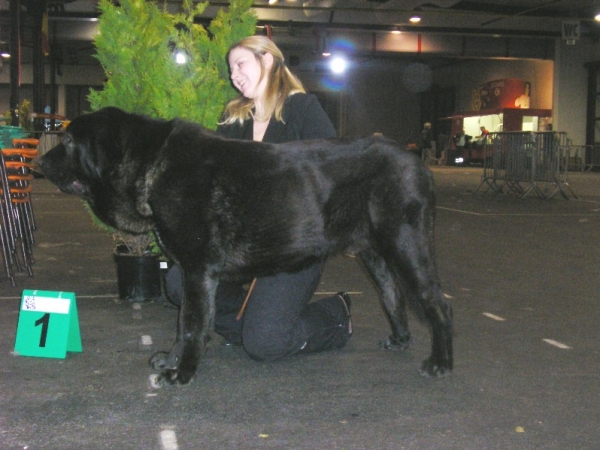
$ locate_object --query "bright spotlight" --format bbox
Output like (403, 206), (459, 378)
(175, 51), (188, 65)
(329, 56), (347, 74)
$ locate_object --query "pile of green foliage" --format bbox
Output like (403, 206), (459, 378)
(89, 0), (256, 129)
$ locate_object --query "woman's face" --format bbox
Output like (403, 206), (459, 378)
(228, 47), (271, 100)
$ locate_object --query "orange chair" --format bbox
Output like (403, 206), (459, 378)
(12, 138), (40, 149)
(0, 139), (40, 281)
(0, 154), (23, 283)
(4, 139), (39, 238)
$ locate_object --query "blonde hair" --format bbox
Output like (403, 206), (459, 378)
(220, 35), (305, 125)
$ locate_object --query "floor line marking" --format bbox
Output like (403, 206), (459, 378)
(482, 312), (506, 321)
(160, 428), (179, 450)
(437, 206), (600, 217)
(543, 338), (572, 349)
(314, 291), (362, 295)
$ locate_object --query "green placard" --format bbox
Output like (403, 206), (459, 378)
(14, 290), (82, 359)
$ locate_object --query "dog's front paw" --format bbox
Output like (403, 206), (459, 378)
(149, 351), (178, 371)
(148, 353), (183, 388)
(148, 370), (179, 389)
(148, 341), (197, 387)
(420, 356), (452, 377)
(148, 367), (196, 388)
(150, 339), (185, 370)
(379, 333), (411, 351)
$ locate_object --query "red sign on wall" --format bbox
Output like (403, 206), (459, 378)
(471, 78), (531, 111)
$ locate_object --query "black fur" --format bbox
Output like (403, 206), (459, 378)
(40, 107), (453, 386)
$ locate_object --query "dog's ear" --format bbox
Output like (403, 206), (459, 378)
(94, 108), (128, 176)
(70, 108), (127, 179)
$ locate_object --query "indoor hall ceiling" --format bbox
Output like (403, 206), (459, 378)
(0, 0), (599, 65)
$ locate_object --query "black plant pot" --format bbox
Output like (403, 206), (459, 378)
(114, 248), (162, 302)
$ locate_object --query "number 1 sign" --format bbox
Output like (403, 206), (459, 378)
(14, 290), (82, 358)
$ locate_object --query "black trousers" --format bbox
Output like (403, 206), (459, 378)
(165, 262), (351, 361)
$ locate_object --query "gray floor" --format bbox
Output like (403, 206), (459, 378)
(1, 167), (599, 450)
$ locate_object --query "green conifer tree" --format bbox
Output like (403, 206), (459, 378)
(86, 0), (256, 254)
(88, 0), (256, 129)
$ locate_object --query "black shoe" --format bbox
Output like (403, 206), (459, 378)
(337, 292), (352, 335)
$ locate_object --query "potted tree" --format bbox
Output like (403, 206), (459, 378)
(87, 0), (256, 301)
(84, 202), (164, 302)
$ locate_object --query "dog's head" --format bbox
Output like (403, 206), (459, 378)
(39, 107), (131, 199)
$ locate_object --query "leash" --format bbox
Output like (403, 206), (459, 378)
(236, 277), (257, 321)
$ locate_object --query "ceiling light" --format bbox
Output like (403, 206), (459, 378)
(329, 56), (348, 75)
(268, 0), (278, 4)
(0, 43), (9, 59)
(409, 15), (421, 24)
(391, 27), (401, 34)
(595, 12), (600, 21)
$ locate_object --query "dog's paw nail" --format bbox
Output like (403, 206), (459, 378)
(148, 373), (163, 389)
(420, 359), (452, 377)
(149, 352), (176, 370)
(379, 335), (411, 351)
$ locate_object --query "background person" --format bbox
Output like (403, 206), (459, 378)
(166, 36), (352, 361)
(450, 128), (468, 165)
(477, 125), (490, 140)
(420, 122), (433, 161)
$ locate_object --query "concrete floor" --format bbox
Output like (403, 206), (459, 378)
(1, 167), (599, 449)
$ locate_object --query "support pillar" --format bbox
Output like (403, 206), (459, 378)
(9, 0), (21, 127)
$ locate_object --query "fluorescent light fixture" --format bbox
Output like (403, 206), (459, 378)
(0, 41), (9, 58)
(595, 12), (600, 21)
(409, 15), (421, 23)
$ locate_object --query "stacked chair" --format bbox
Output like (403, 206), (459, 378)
(0, 138), (39, 285)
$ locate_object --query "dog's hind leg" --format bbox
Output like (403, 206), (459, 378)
(419, 285), (453, 377)
(359, 248), (412, 351)
(387, 225), (453, 377)
(361, 214), (453, 376)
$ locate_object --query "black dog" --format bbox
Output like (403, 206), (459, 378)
(40, 107), (453, 386)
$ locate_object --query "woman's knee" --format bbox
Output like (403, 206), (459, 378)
(242, 328), (301, 361)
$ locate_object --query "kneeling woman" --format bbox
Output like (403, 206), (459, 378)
(166, 35), (352, 360)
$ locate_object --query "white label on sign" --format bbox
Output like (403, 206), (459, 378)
(22, 296), (70, 314)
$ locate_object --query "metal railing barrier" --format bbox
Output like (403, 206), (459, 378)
(475, 131), (577, 199)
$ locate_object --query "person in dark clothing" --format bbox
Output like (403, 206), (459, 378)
(165, 35), (352, 361)
(451, 128), (471, 165)
(420, 122), (433, 160)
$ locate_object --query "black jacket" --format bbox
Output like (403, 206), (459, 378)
(216, 93), (336, 144)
